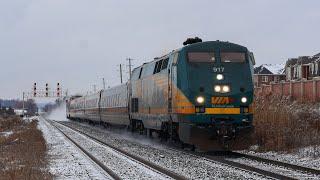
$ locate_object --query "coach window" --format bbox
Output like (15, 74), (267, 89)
(221, 52), (245, 63)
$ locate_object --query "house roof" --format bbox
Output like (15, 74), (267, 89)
(286, 55), (320, 66)
(314, 53), (320, 58)
(254, 63), (285, 75)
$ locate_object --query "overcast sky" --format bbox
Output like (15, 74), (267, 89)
(1, 0), (320, 99)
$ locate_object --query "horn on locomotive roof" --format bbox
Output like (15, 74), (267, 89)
(183, 37), (202, 46)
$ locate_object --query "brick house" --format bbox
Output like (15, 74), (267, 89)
(285, 53), (320, 81)
(253, 64), (286, 87)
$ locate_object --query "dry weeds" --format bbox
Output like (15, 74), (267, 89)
(253, 95), (320, 153)
(0, 115), (52, 179)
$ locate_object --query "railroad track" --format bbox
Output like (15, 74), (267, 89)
(164, 147), (292, 180)
(227, 151), (320, 176)
(44, 118), (120, 179)
(52, 119), (319, 179)
(51, 119), (187, 180)
(167, 147), (320, 180)
(205, 154), (295, 180)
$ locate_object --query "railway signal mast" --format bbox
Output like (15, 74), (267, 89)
(57, 83), (61, 97)
(33, 83), (37, 97)
(23, 82), (65, 116)
(27, 82), (65, 98)
(45, 83), (49, 97)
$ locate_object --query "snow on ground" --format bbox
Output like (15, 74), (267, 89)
(0, 130), (13, 137)
(63, 121), (269, 179)
(37, 117), (112, 180)
(241, 147), (320, 170)
(54, 122), (171, 180)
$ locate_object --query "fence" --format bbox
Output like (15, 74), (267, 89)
(255, 79), (320, 102)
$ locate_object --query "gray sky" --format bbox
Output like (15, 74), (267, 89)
(1, 0), (320, 99)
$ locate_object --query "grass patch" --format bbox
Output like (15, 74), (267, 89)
(0, 115), (52, 179)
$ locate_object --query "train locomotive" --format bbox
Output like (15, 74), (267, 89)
(67, 39), (255, 150)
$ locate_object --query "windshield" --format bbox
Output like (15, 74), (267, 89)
(188, 52), (215, 62)
(221, 52), (246, 63)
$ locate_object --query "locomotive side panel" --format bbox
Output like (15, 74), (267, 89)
(130, 56), (172, 130)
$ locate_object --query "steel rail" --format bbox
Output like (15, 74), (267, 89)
(205, 155), (296, 180)
(229, 151), (320, 176)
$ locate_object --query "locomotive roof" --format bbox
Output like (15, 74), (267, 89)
(181, 40), (248, 51)
(132, 40), (249, 72)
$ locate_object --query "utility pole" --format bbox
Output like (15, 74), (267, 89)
(22, 92), (25, 117)
(127, 58), (133, 80)
(120, 64), (123, 84)
(102, 78), (106, 89)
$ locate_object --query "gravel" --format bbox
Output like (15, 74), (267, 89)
(58, 120), (269, 179)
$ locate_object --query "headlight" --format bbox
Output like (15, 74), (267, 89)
(241, 97), (247, 103)
(216, 74), (224, 80)
(214, 85), (221, 92)
(215, 85), (230, 93)
(222, 85), (230, 93)
(196, 96), (205, 104)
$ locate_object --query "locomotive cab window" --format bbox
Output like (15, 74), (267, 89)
(188, 52), (215, 62)
(221, 52), (246, 63)
(161, 58), (169, 70)
(153, 61), (161, 74)
(154, 59), (167, 74)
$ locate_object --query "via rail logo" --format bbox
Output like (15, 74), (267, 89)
(211, 97), (230, 104)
